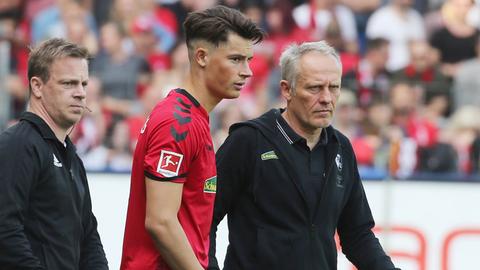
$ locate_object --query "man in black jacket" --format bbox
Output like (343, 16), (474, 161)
(0, 38), (108, 269)
(209, 41), (399, 270)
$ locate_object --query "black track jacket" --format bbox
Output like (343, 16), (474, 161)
(0, 112), (108, 269)
(209, 109), (398, 270)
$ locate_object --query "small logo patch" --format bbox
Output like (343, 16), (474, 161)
(335, 153), (343, 172)
(204, 176), (217, 193)
(53, 154), (62, 167)
(261, 150), (278, 161)
(157, 150), (183, 177)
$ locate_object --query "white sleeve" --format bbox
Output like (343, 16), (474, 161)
(336, 5), (358, 41)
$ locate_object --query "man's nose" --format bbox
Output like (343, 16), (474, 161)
(74, 84), (87, 99)
(318, 87), (333, 103)
(240, 61), (253, 78)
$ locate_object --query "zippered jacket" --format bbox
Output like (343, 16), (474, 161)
(0, 112), (108, 270)
(209, 109), (398, 270)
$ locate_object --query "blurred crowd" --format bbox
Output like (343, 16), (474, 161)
(1, 0), (480, 180)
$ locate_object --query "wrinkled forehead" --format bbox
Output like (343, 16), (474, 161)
(297, 53), (342, 82)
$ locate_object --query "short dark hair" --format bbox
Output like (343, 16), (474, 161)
(28, 38), (90, 86)
(183, 5), (264, 49)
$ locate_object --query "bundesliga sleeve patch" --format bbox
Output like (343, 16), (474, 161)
(157, 150), (184, 177)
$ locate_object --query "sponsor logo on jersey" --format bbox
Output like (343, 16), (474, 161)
(157, 150), (183, 177)
(204, 176), (217, 193)
(261, 150), (278, 161)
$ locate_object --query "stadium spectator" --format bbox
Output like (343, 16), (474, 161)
(338, 0), (382, 54)
(90, 21), (151, 122)
(347, 37), (390, 107)
(429, 0), (480, 77)
(148, 40), (190, 98)
(0, 0), (30, 126)
(452, 32), (480, 109)
(366, 0), (426, 72)
(293, 0), (358, 54)
(82, 119), (134, 172)
(332, 89), (361, 140)
(441, 106), (480, 174)
(31, 0), (96, 45)
(392, 39), (452, 113)
(70, 76), (107, 157)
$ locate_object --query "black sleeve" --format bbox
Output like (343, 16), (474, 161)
(78, 161), (108, 270)
(208, 126), (257, 270)
(0, 133), (45, 269)
(337, 145), (399, 270)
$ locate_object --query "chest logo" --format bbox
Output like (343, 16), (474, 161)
(204, 176), (217, 193)
(261, 150), (278, 161)
(335, 153), (343, 172)
(53, 154), (62, 168)
(157, 150), (183, 177)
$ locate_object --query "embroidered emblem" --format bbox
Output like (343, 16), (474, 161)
(335, 153), (344, 187)
(261, 150), (279, 161)
(335, 153), (343, 172)
(53, 154), (62, 167)
(157, 150), (183, 177)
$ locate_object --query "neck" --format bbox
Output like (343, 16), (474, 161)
(184, 69), (221, 113)
(28, 102), (68, 143)
(282, 109), (322, 150)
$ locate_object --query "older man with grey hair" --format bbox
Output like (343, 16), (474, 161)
(208, 41), (398, 270)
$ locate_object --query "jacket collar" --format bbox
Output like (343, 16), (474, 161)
(20, 112), (75, 149)
(273, 108), (338, 146)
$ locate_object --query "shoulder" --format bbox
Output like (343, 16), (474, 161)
(219, 125), (259, 153)
(144, 93), (203, 146)
(0, 121), (47, 162)
(229, 124), (258, 140)
(0, 121), (42, 147)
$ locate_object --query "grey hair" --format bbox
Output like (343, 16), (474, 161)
(279, 41), (342, 92)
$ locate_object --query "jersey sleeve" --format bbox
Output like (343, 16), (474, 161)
(143, 114), (196, 183)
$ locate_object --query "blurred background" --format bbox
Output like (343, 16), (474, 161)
(1, 0), (480, 269)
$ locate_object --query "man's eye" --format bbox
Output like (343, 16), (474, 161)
(330, 85), (340, 92)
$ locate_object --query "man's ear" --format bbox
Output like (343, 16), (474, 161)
(30, 77), (43, 98)
(280, 80), (293, 101)
(194, 47), (208, 68)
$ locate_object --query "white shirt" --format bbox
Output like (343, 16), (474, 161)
(293, 3), (358, 42)
(366, 5), (426, 71)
